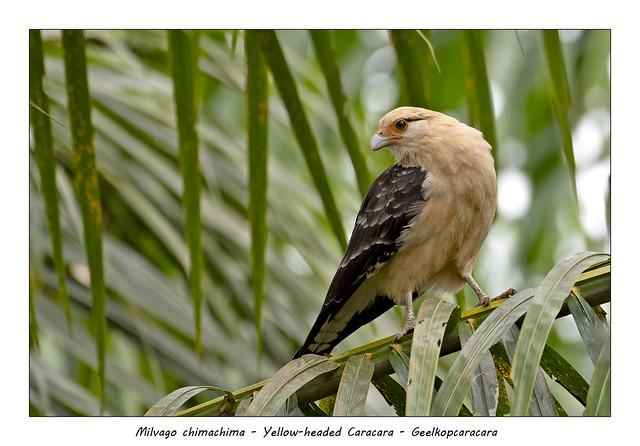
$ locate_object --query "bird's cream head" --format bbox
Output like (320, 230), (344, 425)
(370, 106), (493, 171)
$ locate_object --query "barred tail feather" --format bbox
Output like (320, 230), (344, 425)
(292, 292), (395, 359)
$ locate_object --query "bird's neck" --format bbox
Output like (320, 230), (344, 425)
(392, 127), (494, 178)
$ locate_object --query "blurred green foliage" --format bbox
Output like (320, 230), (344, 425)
(29, 30), (609, 415)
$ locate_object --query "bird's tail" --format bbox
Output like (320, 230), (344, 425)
(292, 294), (396, 359)
(292, 347), (307, 360)
(291, 327), (336, 359)
(292, 345), (318, 360)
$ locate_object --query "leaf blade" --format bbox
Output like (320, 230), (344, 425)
(503, 325), (557, 416)
(406, 298), (456, 416)
(388, 345), (410, 388)
(539, 343), (589, 406)
(145, 385), (230, 416)
(510, 252), (609, 415)
(62, 29), (108, 410)
(389, 30), (430, 107)
(459, 321), (499, 416)
(542, 30), (578, 206)
(168, 30), (204, 356)
(584, 340), (610, 416)
(372, 376), (406, 416)
(333, 353), (375, 416)
(431, 288), (536, 416)
(309, 30), (370, 197)
(245, 30), (270, 354)
(461, 30), (499, 170)
(567, 288), (608, 365)
(244, 355), (339, 416)
(257, 30), (347, 250)
(30, 29), (72, 332)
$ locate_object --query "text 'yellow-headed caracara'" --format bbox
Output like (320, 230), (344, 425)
(294, 106), (515, 359)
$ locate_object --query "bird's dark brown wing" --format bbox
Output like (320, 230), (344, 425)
(294, 163), (429, 358)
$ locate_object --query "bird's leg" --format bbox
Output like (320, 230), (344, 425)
(394, 292), (416, 342)
(463, 273), (491, 307)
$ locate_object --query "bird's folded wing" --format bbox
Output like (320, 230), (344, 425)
(294, 163), (430, 357)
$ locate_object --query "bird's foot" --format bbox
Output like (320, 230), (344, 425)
(394, 316), (416, 342)
(496, 288), (517, 300)
(478, 292), (491, 307)
(477, 288), (517, 307)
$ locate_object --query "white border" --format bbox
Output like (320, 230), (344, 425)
(3, 1), (637, 444)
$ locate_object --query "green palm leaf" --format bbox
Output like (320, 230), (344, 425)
(168, 30), (204, 356)
(461, 30), (499, 170)
(256, 30), (347, 250)
(333, 353), (375, 416)
(244, 355), (339, 416)
(503, 325), (558, 416)
(430, 288), (536, 416)
(309, 30), (370, 197)
(584, 340), (610, 416)
(542, 30), (578, 207)
(245, 30), (270, 354)
(510, 252), (609, 415)
(62, 29), (107, 410)
(567, 289), (608, 365)
(30, 29), (72, 332)
(406, 298), (456, 415)
(459, 321), (500, 416)
(388, 345), (410, 388)
(145, 385), (231, 416)
(390, 30), (430, 107)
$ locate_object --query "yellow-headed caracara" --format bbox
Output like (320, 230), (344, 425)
(294, 106), (513, 358)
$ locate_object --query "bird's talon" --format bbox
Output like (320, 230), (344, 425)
(393, 331), (407, 342)
(478, 288), (517, 308)
(395, 320), (416, 341)
(498, 288), (517, 299)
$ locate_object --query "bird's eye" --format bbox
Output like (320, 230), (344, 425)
(395, 119), (407, 130)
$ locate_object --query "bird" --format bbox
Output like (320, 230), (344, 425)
(293, 106), (514, 359)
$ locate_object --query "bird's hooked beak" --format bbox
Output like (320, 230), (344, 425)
(370, 132), (400, 151)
